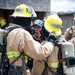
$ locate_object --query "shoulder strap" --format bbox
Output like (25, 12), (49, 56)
(6, 26), (21, 37)
(3, 26), (22, 47)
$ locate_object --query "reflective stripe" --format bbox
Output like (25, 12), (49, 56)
(7, 51), (20, 58)
(51, 23), (63, 28)
(24, 55), (29, 63)
(24, 55), (29, 59)
(47, 62), (59, 68)
(7, 51), (29, 64)
(7, 51), (13, 58)
(12, 51), (20, 57)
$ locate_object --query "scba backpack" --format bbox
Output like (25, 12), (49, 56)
(0, 26), (27, 75)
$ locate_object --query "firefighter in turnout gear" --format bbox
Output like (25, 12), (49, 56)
(32, 14), (66, 75)
(0, 4), (57, 75)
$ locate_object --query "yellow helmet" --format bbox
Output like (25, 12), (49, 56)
(0, 17), (6, 27)
(44, 14), (63, 36)
(11, 4), (37, 17)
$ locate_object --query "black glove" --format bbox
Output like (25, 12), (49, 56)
(48, 32), (58, 45)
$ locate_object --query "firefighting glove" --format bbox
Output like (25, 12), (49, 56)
(48, 32), (58, 46)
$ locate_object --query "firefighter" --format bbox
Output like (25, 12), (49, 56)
(4, 4), (56, 75)
(31, 14), (66, 75)
(64, 25), (75, 41)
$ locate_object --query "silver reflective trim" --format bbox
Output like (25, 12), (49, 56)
(15, 8), (23, 12)
(50, 23), (62, 28)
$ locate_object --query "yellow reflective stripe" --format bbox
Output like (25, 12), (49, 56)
(24, 55), (29, 59)
(7, 51), (13, 58)
(24, 55), (29, 63)
(47, 62), (59, 68)
(7, 53), (13, 58)
(7, 51), (20, 58)
(12, 52), (20, 57)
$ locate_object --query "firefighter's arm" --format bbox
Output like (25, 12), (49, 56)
(26, 41), (54, 60)
(18, 30), (55, 60)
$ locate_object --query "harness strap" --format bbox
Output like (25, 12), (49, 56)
(22, 52), (27, 75)
(6, 26), (21, 37)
